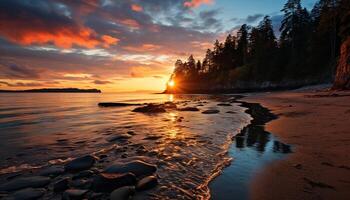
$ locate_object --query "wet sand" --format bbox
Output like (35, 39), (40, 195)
(244, 88), (350, 200)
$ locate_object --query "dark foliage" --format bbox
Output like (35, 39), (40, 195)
(167, 0), (345, 93)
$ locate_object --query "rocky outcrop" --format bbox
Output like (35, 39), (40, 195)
(333, 37), (350, 90)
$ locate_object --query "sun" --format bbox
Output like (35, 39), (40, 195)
(168, 80), (175, 87)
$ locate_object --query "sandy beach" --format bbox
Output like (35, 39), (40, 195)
(244, 88), (350, 200)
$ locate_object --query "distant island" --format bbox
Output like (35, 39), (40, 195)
(0, 88), (102, 93)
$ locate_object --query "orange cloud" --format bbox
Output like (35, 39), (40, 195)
(117, 19), (141, 30)
(184, 0), (214, 8)
(131, 4), (143, 12)
(123, 44), (161, 52)
(0, 22), (119, 48)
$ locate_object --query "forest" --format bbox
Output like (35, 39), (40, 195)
(165, 0), (350, 93)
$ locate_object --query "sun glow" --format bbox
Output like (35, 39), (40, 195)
(168, 80), (175, 87)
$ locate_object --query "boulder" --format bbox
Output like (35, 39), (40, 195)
(136, 176), (158, 191)
(110, 186), (135, 200)
(202, 110), (220, 114)
(63, 189), (88, 200)
(53, 178), (69, 193)
(65, 155), (96, 172)
(38, 166), (64, 176)
(98, 102), (141, 107)
(177, 107), (199, 111)
(0, 176), (50, 192)
(132, 104), (166, 113)
(104, 160), (157, 178)
(92, 173), (136, 192)
(106, 134), (132, 142)
(5, 188), (45, 200)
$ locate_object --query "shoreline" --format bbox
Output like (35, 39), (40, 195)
(209, 96), (291, 199)
(243, 89), (350, 199)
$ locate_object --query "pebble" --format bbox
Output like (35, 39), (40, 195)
(65, 155), (96, 172)
(53, 178), (69, 193)
(0, 176), (50, 192)
(104, 160), (157, 178)
(38, 165), (64, 176)
(92, 173), (136, 192)
(4, 188), (45, 200)
(136, 176), (158, 191)
(110, 186), (135, 200)
(63, 189), (88, 200)
(202, 109), (220, 114)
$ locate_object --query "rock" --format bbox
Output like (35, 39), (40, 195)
(104, 160), (157, 178)
(98, 102), (141, 107)
(143, 135), (162, 140)
(217, 103), (232, 106)
(92, 173), (136, 193)
(202, 109), (220, 114)
(0, 176), (50, 192)
(63, 189), (88, 200)
(65, 155), (96, 172)
(70, 179), (91, 189)
(163, 102), (177, 109)
(136, 176), (158, 191)
(53, 178), (69, 193)
(177, 107), (199, 111)
(132, 104), (166, 113)
(106, 134), (132, 142)
(38, 165), (64, 176)
(6, 188), (45, 200)
(72, 170), (94, 180)
(110, 186), (135, 200)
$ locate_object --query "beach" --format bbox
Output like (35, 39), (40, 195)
(244, 88), (350, 200)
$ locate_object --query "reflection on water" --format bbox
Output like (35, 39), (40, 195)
(209, 123), (291, 200)
(0, 93), (255, 199)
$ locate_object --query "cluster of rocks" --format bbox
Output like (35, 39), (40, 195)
(0, 155), (158, 200)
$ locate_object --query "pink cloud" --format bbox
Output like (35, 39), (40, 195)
(184, 0), (214, 8)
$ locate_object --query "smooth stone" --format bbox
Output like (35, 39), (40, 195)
(104, 160), (157, 178)
(38, 165), (64, 176)
(106, 134), (132, 142)
(92, 173), (136, 192)
(63, 189), (88, 200)
(0, 176), (50, 192)
(5, 188), (45, 200)
(53, 178), (69, 193)
(98, 102), (141, 107)
(70, 179), (91, 189)
(110, 186), (135, 200)
(72, 170), (94, 180)
(136, 176), (158, 191)
(143, 135), (162, 140)
(65, 155), (96, 172)
(132, 104), (166, 113)
(202, 109), (220, 114)
(177, 107), (199, 111)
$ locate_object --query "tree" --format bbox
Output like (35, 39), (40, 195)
(236, 24), (249, 66)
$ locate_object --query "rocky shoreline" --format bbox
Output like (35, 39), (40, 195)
(0, 96), (254, 200)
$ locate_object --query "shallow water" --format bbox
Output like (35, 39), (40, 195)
(0, 93), (291, 199)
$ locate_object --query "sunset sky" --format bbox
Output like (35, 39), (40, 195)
(0, 0), (316, 92)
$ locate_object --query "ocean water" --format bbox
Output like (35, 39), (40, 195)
(0, 92), (290, 199)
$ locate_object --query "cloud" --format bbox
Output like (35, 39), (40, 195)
(0, 0), (118, 48)
(0, 62), (42, 79)
(93, 80), (112, 84)
(0, 81), (44, 87)
(131, 4), (143, 12)
(184, 0), (214, 8)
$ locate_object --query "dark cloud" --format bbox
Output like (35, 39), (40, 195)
(231, 14), (264, 24)
(0, 81), (44, 87)
(93, 80), (112, 85)
(0, 62), (42, 79)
